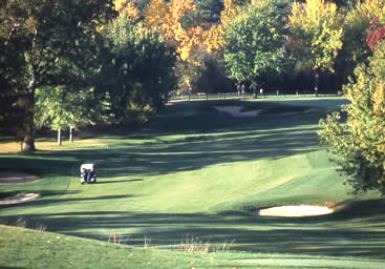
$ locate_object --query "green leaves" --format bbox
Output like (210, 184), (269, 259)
(289, 0), (343, 73)
(35, 86), (100, 131)
(223, 0), (288, 84)
(319, 41), (385, 195)
(0, 0), (116, 150)
(100, 15), (176, 121)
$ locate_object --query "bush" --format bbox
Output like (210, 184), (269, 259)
(319, 41), (385, 194)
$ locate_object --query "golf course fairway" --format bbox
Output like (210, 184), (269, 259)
(1, 98), (385, 268)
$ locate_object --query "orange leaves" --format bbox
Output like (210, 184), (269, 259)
(145, 0), (196, 45)
(145, 0), (170, 37)
(372, 81), (385, 115)
(203, 0), (243, 55)
(205, 24), (223, 54)
(179, 26), (207, 63)
(113, 0), (140, 21)
(145, 0), (204, 63)
(221, 0), (241, 28)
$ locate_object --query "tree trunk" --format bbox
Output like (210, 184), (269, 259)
(22, 30), (38, 153)
(22, 116), (36, 152)
(22, 92), (36, 152)
(314, 71), (319, 97)
(69, 126), (74, 143)
(57, 128), (62, 146)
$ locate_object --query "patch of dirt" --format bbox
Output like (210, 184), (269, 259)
(258, 205), (334, 217)
(214, 106), (262, 117)
(0, 172), (39, 185)
(0, 192), (39, 205)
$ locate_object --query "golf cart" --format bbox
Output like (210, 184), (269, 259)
(80, 163), (96, 184)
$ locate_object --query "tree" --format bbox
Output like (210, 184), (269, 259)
(205, 0), (246, 55)
(35, 86), (104, 145)
(288, 0), (343, 96)
(319, 39), (385, 195)
(99, 14), (176, 122)
(145, 0), (206, 94)
(0, 0), (115, 151)
(113, 0), (142, 22)
(223, 0), (288, 88)
(338, 0), (385, 85)
(0, 23), (25, 138)
(194, 0), (223, 24)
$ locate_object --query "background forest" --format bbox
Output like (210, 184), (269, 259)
(1, 0), (385, 156)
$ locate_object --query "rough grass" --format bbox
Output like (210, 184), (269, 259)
(0, 138), (107, 154)
(1, 98), (385, 268)
(1, 225), (384, 269)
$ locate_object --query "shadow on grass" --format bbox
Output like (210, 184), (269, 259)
(94, 178), (144, 184)
(0, 267), (27, 269)
(3, 99), (372, 259)
(0, 100), (328, 180)
(2, 198), (385, 258)
(0, 192), (137, 209)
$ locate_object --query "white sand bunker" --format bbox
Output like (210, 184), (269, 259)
(214, 106), (262, 117)
(0, 172), (39, 185)
(258, 205), (334, 217)
(0, 193), (40, 205)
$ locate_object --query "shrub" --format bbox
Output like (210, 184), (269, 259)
(319, 41), (385, 194)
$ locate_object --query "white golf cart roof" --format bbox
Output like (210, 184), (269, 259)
(80, 163), (95, 171)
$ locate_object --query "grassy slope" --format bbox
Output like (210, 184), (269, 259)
(1, 225), (384, 269)
(1, 98), (385, 268)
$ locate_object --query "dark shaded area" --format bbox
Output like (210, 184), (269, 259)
(0, 267), (27, 269)
(2, 198), (385, 258)
(0, 99), (340, 180)
(2, 98), (375, 259)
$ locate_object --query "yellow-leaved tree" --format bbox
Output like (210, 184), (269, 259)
(113, 0), (141, 21)
(319, 39), (385, 194)
(205, 0), (245, 54)
(343, 0), (385, 65)
(289, 0), (343, 95)
(145, 0), (207, 94)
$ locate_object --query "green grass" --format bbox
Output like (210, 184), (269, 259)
(1, 97), (385, 268)
(2, 225), (385, 269)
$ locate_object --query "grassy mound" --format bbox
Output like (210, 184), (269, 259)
(1, 225), (384, 269)
(0, 224), (213, 269)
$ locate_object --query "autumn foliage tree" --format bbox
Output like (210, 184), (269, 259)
(340, 0), (385, 81)
(367, 20), (385, 51)
(288, 0), (343, 95)
(145, 0), (207, 93)
(205, 0), (246, 55)
(114, 0), (141, 21)
(319, 38), (385, 194)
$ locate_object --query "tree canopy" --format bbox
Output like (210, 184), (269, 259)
(223, 0), (288, 85)
(288, 0), (343, 73)
(99, 14), (176, 122)
(319, 39), (385, 194)
(2, 0), (385, 164)
(0, 0), (115, 151)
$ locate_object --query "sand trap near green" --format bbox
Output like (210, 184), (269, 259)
(258, 205), (334, 217)
(213, 105), (262, 117)
(0, 192), (40, 205)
